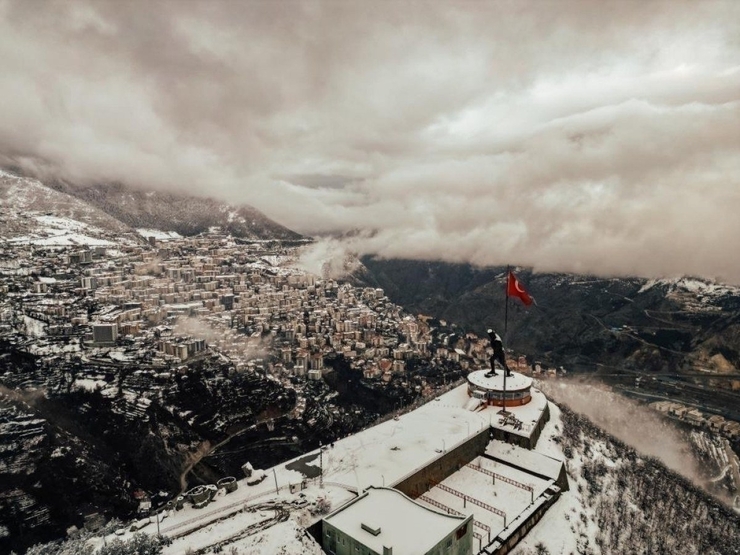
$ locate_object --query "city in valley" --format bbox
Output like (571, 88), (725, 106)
(0, 203), (553, 554)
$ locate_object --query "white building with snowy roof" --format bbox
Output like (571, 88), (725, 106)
(322, 486), (473, 555)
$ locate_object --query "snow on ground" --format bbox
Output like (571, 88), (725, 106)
(34, 214), (90, 232)
(108, 350), (132, 362)
(136, 228), (183, 241)
(161, 503), (270, 555)
(73, 378), (108, 392)
(25, 340), (82, 357)
(22, 315), (46, 337)
(120, 470), (338, 542)
(108, 382), (570, 555)
(639, 277), (739, 304)
(32, 234), (114, 246)
(7, 214), (117, 246)
(509, 403), (597, 555)
(420, 461), (551, 540)
(261, 254), (293, 267)
(228, 519), (324, 555)
(671, 277), (736, 296)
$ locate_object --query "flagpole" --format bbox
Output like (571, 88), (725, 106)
(502, 363), (507, 415)
(503, 266), (509, 415)
(504, 266), (510, 337)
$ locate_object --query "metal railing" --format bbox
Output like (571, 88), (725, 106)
(466, 463), (534, 503)
(418, 494), (492, 542)
(435, 483), (507, 527)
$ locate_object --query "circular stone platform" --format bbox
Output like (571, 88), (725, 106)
(466, 369), (533, 406)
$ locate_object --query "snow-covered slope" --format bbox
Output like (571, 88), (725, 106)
(513, 403), (740, 555)
(0, 170), (141, 246)
(639, 276), (740, 312)
(49, 181), (305, 241)
(1, 168), (305, 247)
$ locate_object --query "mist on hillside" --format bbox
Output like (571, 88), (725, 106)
(540, 379), (709, 488)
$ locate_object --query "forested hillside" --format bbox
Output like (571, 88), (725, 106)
(516, 404), (740, 554)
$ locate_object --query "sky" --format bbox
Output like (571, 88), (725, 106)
(1, 1), (739, 282)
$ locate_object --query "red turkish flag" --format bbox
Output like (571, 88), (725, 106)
(507, 271), (534, 306)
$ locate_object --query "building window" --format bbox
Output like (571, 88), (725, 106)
(456, 525), (467, 539)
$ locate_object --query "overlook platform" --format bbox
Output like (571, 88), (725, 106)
(467, 370), (533, 407)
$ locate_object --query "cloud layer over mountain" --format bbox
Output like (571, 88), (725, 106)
(1, 1), (739, 280)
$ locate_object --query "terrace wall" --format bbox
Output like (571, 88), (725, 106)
(482, 486), (562, 555)
(490, 402), (550, 450)
(393, 427), (490, 499)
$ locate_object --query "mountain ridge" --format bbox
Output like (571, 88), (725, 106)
(47, 180), (305, 242)
(0, 170), (140, 244)
(358, 257), (740, 371)
(1, 167), (306, 243)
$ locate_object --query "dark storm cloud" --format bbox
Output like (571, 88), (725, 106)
(1, 1), (739, 281)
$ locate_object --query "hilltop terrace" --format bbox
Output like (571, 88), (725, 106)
(119, 375), (565, 555)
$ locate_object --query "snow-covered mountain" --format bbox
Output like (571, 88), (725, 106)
(358, 258), (740, 376)
(0, 170), (141, 247)
(1, 168), (306, 249)
(48, 180), (304, 242)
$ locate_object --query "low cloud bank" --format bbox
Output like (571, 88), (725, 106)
(2, 1), (740, 282)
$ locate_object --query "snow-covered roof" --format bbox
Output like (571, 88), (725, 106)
(320, 398), (488, 490)
(467, 369), (532, 391)
(437, 383), (549, 440)
(325, 486), (468, 554)
(486, 440), (565, 481)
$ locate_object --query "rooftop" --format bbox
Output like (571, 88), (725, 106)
(325, 486), (469, 554)
(438, 382), (549, 441)
(485, 440), (565, 482)
(467, 370), (532, 391)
